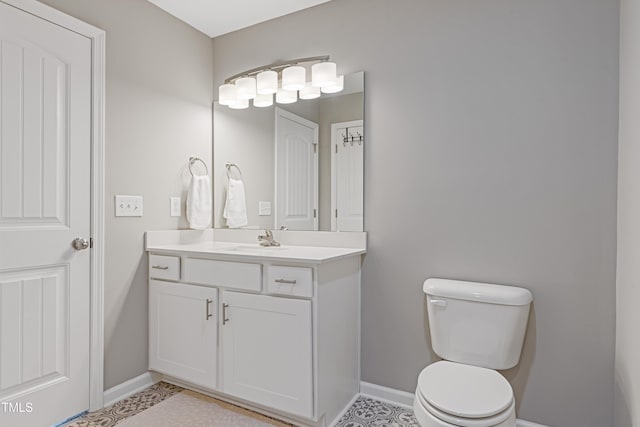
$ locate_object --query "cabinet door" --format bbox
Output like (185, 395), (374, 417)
(222, 291), (312, 417)
(149, 280), (217, 389)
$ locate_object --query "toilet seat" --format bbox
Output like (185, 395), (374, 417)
(416, 361), (515, 427)
(416, 387), (515, 427)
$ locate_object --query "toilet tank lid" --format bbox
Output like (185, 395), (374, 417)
(423, 278), (532, 306)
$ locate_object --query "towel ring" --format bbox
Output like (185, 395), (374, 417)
(189, 156), (208, 176)
(225, 162), (243, 180)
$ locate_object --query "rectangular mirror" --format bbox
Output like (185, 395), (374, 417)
(213, 71), (364, 232)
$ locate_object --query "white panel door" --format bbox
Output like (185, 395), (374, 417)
(222, 291), (313, 418)
(149, 280), (217, 390)
(275, 107), (319, 231)
(332, 121), (364, 231)
(0, 2), (92, 426)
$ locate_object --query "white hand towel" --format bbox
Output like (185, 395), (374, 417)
(186, 175), (212, 229)
(223, 178), (248, 228)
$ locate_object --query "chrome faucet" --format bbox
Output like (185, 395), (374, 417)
(258, 229), (280, 247)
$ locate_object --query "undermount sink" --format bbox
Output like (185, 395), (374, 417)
(223, 245), (288, 252)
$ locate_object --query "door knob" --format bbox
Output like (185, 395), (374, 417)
(72, 237), (90, 250)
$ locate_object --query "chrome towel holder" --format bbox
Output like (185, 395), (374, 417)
(225, 162), (243, 180)
(189, 156), (208, 176)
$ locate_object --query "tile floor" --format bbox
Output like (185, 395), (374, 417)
(65, 382), (183, 426)
(65, 382), (420, 426)
(335, 396), (419, 427)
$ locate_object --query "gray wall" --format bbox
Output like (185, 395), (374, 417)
(615, 0), (639, 425)
(212, 1), (619, 426)
(38, 0), (213, 390)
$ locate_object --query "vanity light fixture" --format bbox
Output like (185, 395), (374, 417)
(218, 56), (343, 109)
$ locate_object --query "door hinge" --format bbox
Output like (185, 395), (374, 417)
(335, 209), (338, 218)
(335, 144), (338, 154)
(313, 144), (317, 153)
(313, 209), (317, 218)
(90, 238), (94, 249)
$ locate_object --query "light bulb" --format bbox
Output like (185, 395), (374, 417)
(257, 70), (278, 95)
(282, 66), (306, 91)
(229, 98), (249, 109)
(275, 88), (297, 104)
(253, 93), (273, 107)
(219, 83), (237, 106)
(235, 77), (256, 100)
(312, 62), (337, 88)
(321, 75), (344, 94)
(299, 82), (321, 100)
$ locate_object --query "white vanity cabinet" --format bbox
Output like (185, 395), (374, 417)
(148, 279), (217, 390)
(222, 291), (313, 417)
(145, 232), (365, 427)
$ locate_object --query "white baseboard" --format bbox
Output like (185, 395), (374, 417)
(360, 381), (415, 409)
(515, 420), (548, 427)
(102, 372), (161, 407)
(360, 381), (548, 427)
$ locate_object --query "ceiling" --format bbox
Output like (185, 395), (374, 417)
(146, 0), (333, 38)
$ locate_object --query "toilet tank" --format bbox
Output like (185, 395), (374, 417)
(423, 278), (532, 370)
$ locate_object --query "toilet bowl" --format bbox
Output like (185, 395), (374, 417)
(413, 361), (516, 427)
(415, 279), (532, 427)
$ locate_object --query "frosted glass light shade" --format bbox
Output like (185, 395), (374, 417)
(219, 84), (237, 106)
(312, 62), (337, 87)
(235, 77), (256, 100)
(321, 75), (344, 94)
(275, 88), (297, 104)
(282, 66), (306, 91)
(299, 82), (321, 100)
(229, 98), (249, 109)
(257, 70), (278, 95)
(253, 93), (273, 107)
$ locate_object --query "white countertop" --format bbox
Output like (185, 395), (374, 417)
(146, 240), (366, 264)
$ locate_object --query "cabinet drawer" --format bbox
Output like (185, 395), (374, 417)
(149, 254), (180, 281)
(267, 265), (313, 298)
(182, 258), (262, 292)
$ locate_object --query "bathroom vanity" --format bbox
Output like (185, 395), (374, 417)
(145, 229), (366, 427)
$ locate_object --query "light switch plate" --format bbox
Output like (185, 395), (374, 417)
(258, 201), (271, 216)
(115, 195), (143, 217)
(170, 197), (181, 217)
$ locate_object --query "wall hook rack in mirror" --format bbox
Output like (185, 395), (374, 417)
(342, 133), (364, 147)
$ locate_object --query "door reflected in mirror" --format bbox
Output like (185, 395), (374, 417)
(213, 71), (364, 232)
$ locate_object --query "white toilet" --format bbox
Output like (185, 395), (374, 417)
(414, 278), (533, 427)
